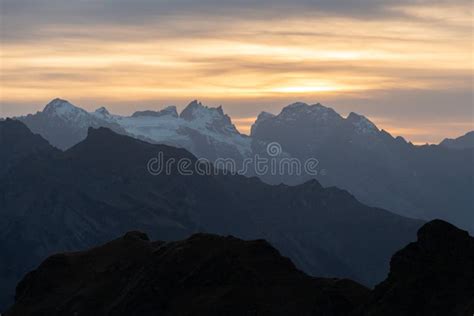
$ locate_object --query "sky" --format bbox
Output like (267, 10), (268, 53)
(0, 0), (472, 143)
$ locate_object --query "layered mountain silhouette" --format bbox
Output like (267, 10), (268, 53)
(6, 220), (473, 316)
(440, 131), (474, 150)
(15, 99), (474, 233)
(0, 119), (422, 310)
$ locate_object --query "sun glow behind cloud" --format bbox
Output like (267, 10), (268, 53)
(0, 1), (472, 142)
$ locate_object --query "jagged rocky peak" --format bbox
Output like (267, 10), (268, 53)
(180, 100), (227, 121)
(94, 106), (110, 117)
(346, 112), (378, 134)
(180, 100), (238, 133)
(179, 100), (221, 120)
(179, 100), (205, 120)
(132, 106), (178, 118)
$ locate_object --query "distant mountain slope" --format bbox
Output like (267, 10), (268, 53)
(0, 121), (422, 310)
(440, 131), (474, 149)
(6, 220), (473, 316)
(251, 102), (474, 232)
(15, 99), (474, 233)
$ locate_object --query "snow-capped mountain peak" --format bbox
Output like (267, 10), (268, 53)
(43, 98), (88, 120)
(180, 101), (226, 122)
(179, 100), (239, 135)
(180, 100), (204, 121)
(105, 100), (251, 158)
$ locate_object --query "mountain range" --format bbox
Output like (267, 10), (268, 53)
(6, 219), (474, 316)
(17, 98), (252, 164)
(0, 119), (422, 310)
(13, 98), (474, 233)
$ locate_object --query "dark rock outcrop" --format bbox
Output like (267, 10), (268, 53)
(364, 219), (474, 316)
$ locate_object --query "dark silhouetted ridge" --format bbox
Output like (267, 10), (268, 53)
(68, 126), (194, 159)
(0, 118), (50, 148)
(364, 219), (474, 316)
(440, 131), (474, 149)
(0, 119), (56, 175)
(7, 233), (369, 316)
(7, 220), (474, 316)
